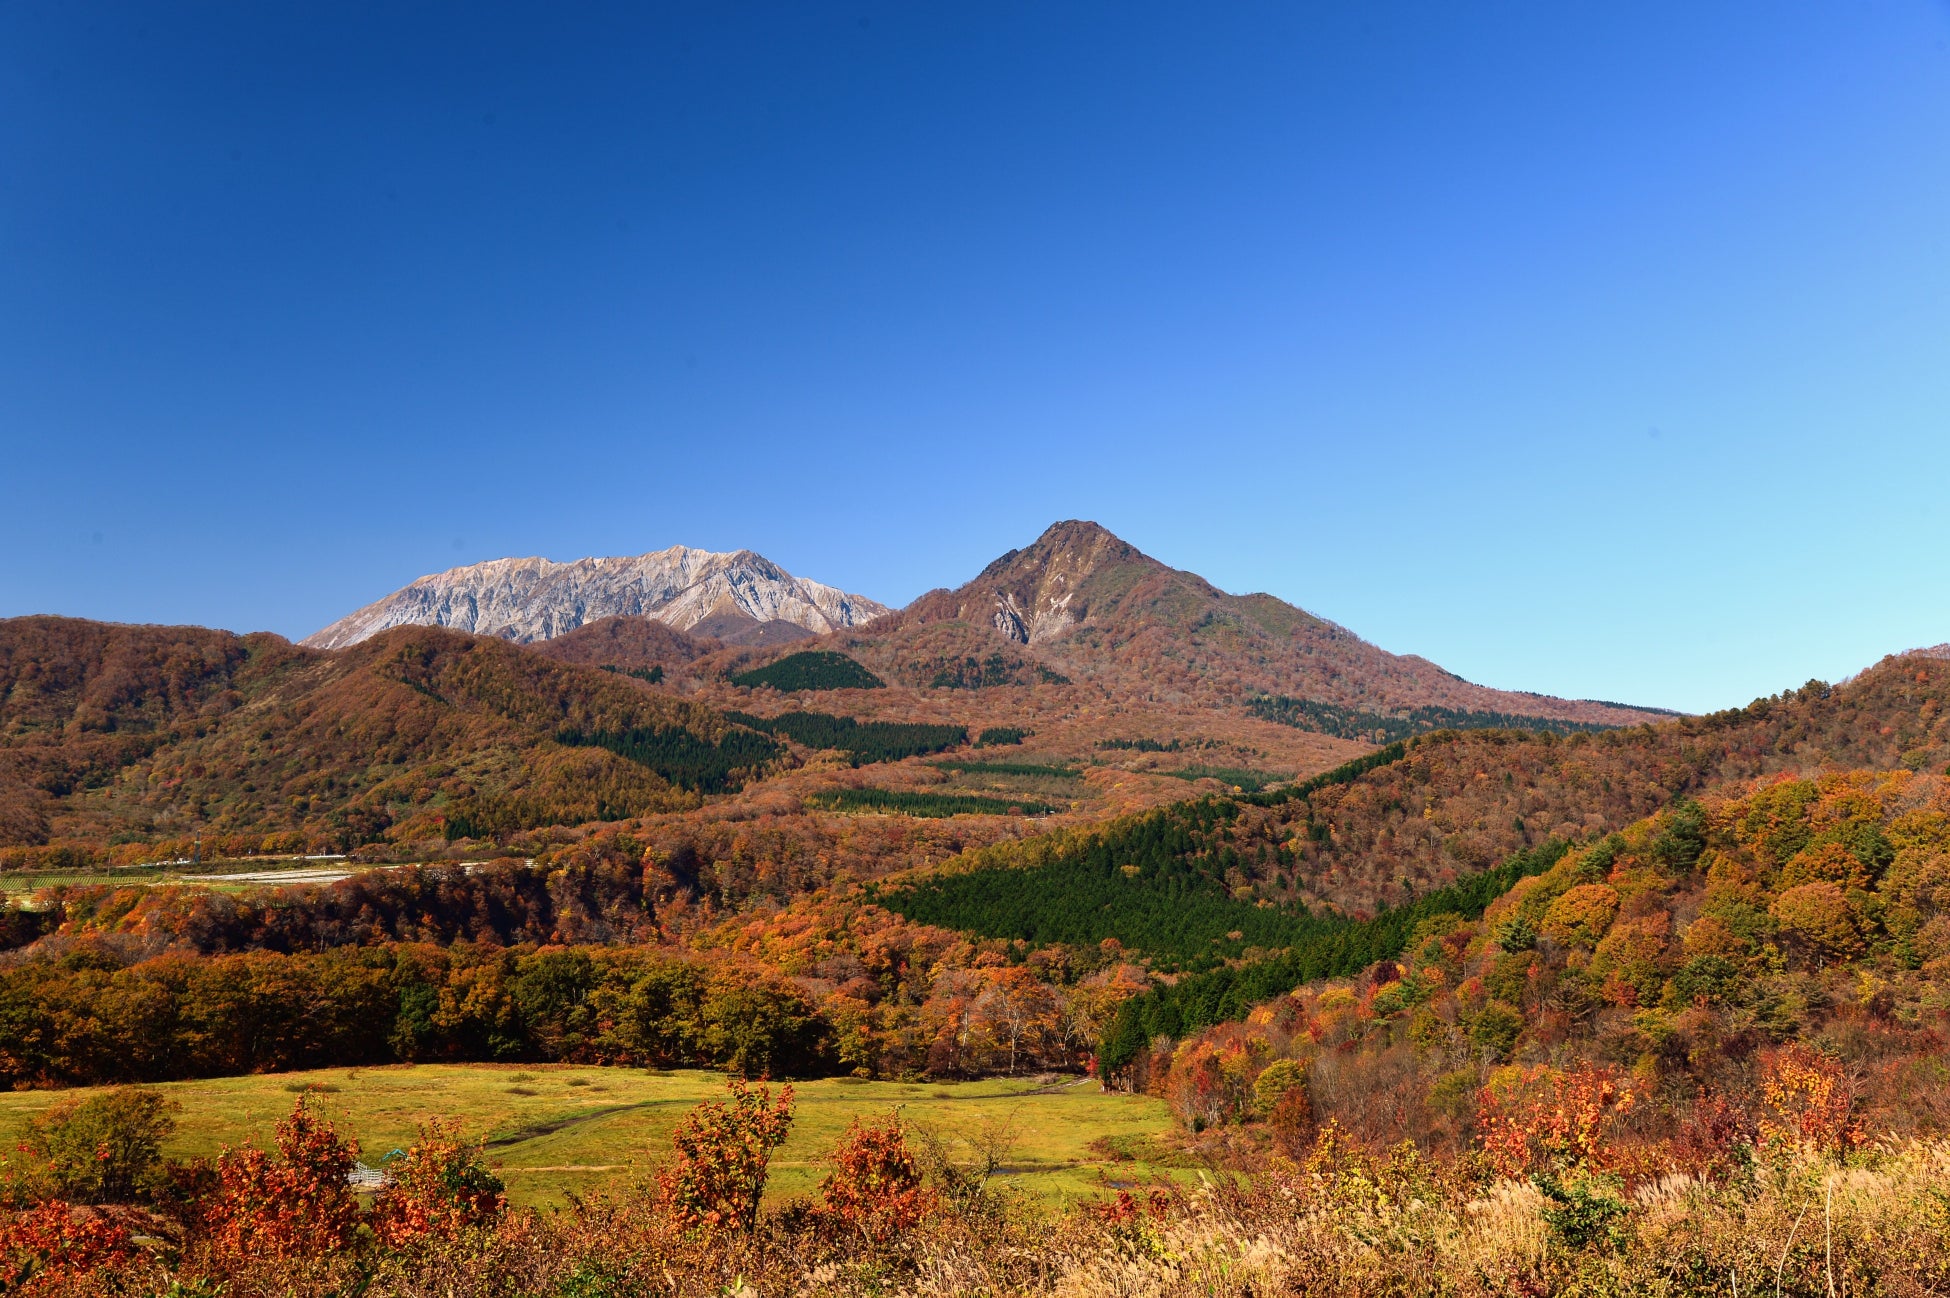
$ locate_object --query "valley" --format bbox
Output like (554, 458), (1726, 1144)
(3, 521), (1947, 1294)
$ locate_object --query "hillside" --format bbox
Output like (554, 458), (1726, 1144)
(304, 547), (889, 649)
(712, 522), (1672, 738)
(0, 616), (778, 856)
(530, 616), (719, 670)
(872, 651), (1950, 950)
(1121, 765), (1950, 1166)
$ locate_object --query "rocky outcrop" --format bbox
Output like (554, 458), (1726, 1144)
(304, 547), (888, 649)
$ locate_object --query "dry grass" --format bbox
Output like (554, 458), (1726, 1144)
(28, 1134), (1950, 1297)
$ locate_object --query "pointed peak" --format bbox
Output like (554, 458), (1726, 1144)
(974, 521), (1157, 583)
(1027, 519), (1138, 556)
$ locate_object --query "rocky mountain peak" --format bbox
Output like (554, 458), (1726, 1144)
(303, 546), (888, 649)
(950, 520), (1165, 644)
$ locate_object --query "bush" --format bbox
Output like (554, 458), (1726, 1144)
(1477, 1065), (1635, 1178)
(813, 1116), (934, 1244)
(368, 1118), (505, 1248)
(4, 1087), (177, 1205)
(1267, 1087), (1316, 1159)
(657, 1079), (795, 1236)
(1759, 1044), (1861, 1154)
(201, 1095), (361, 1261)
(0, 1201), (137, 1291)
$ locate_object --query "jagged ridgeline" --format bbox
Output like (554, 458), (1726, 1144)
(725, 710), (966, 765)
(1249, 693), (1626, 742)
(729, 651), (886, 692)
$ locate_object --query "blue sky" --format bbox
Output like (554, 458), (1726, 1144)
(4, 2), (1947, 713)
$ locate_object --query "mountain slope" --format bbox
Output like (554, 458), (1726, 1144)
(530, 616), (719, 670)
(806, 521), (1669, 730)
(1115, 763), (1950, 1155)
(0, 616), (778, 853)
(875, 649), (1950, 949)
(304, 547), (889, 649)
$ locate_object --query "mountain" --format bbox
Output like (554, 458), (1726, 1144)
(0, 615), (779, 854)
(804, 521), (1669, 731)
(303, 547), (889, 650)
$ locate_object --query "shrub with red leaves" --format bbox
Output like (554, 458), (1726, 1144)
(0, 1201), (136, 1293)
(657, 1078), (794, 1236)
(201, 1095), (360, 1261)
(1477, 1064), (1635, 1178)
(1760, 1043), (1862, 1155)
(813, 1116), (934, 1244)
(1671, 1091), (1758, 1178)
(368, 1118), (506, 1249)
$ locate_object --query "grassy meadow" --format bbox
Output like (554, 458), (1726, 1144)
(0, 1065), (1178, 1210)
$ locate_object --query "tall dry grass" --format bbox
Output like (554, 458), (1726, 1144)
(21, 1134), (1950, 1296)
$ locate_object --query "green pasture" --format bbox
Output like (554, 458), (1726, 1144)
(0, 1065), (1179, 1211)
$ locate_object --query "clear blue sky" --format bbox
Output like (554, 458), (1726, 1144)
(5, 2), (1947, 713)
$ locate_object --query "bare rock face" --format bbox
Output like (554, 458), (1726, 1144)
(304, 547), (889, 649)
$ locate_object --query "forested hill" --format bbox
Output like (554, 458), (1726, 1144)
(876, 650), (1950, 963)
(0, 616), (781, 856)
(1122, 764), (1950, 1163)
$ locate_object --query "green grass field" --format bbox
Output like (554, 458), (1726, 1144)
(0, 1065), (1179, 1211)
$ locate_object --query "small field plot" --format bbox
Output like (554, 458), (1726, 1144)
(0, 857), (376, 894)
(0, 1066), (1177, 1211)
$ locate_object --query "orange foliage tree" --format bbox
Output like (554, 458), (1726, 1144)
(657, 1078), (795, 1235)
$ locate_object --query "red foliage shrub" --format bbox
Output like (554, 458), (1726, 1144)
(1760, 1044), (1862, 1154)
(1476, 1065), (1635, 1178)
(813, 1116), (935, 1243)
(0, 1201), (136, 1293)
(657, 1078), (795, 1236)
(368, 1118), (506, 1249)
(201, 1095), (360, 1261)
(1670, 1091), (1758, 1178)
(1091, 1186), (1174, 1224)
(1267, 1086), (1317, 1160)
